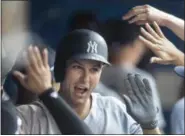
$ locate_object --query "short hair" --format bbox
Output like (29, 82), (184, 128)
(101, 19), (142, 47)
(67, 9), (100, 33)
(101, 19), (154, 70)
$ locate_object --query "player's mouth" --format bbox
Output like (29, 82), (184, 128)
(74, 85), (88, 97)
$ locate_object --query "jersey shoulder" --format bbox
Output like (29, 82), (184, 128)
(91, 93), (126, 112)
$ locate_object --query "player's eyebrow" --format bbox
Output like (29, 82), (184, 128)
(93, 63), (102, 68)
(72, 60), (83, 66)
(67, 59), (83, 66)
(68, 59), (103, 68)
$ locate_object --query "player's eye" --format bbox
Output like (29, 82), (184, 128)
(91, 67), (100, 73)
(72, 65), (82, 70)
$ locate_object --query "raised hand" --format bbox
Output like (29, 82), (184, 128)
(13, 46), (52, 94)
(138, 22), (184, 66)
(123, 74), (158, 129)
(123, 5), (168, 26)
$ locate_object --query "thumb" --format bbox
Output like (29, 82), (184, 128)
(13, 71), (26, 86)
(123, 95), (132, 111)
(150, 57), (170, 65)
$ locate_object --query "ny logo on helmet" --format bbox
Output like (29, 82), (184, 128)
(87, 41), (98, 53)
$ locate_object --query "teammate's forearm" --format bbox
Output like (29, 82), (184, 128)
(143, 127), (161, 134)
(163, 14), (184, 41)
(39, 88), (93, 135)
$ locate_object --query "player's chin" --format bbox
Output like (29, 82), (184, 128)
(71, 89), (92, 104)
(72, 97), (88, 106)
(72, 93), (90, 105)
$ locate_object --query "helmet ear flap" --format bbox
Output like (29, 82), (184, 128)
(54, 53), (67, 83)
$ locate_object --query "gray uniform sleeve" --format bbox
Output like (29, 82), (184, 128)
(16, 102), (61, 134)
(94, 82), (124, 102)
(121, 111), (143, 134)
(111, 97), (143, 134)
(122, 108), (143, 134)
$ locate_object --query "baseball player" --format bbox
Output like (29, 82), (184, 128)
(67, 9), (124, 102)
(14, 29), (161, 134)
(67, 9), (100, 33)
(98, 19), (166, 129)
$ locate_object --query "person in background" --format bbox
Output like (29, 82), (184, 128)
(67, 9), (100, 33)
(98, 19), (166, 130)
(124, 6), (184, 133)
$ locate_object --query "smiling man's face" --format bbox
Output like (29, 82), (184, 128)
(61, 59), (103, 107)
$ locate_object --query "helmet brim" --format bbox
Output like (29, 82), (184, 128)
(71, 53), (111, 66)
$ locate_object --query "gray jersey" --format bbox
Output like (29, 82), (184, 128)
(99, 65), (166, 129)
(84, 93), (142, 134)
(16, 101), (61, 134)
(94, 82), (124, 102)
(16, 93), (142, 134)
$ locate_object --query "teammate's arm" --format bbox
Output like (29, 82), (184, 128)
(123, 4), (184, 40)
(163, 14), (184, 41)
(139, 22), (184, 66)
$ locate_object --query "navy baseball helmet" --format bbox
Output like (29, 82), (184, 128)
(54, 29), (110, 82)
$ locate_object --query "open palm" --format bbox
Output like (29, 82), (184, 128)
(139, 22), (184, 65)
